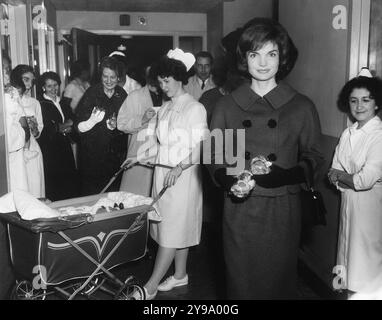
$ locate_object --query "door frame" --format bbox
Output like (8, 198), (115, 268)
(57, 28), (207, 87)
(60, 28), (207, 51)
(348, 0), (370, 79)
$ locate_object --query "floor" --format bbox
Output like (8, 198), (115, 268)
(116, 222), (331, 300)
(10, 221), (342, 300)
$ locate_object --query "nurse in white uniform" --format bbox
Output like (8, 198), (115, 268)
(329, 69), (382, 295)
(123, 49), (208, 299)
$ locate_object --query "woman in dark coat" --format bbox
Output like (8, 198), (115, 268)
(76, 57), (127, 195)
(208, 18), (324, 299)
(38, 72), (79, 201)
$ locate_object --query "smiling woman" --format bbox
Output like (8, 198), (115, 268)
(208, 18), (323, 299)
(75, 56), (128, 196)
(122, 49), (209, 300)
(38, 71), (79, 201)
(329, 73), (382, 296)
(246, 42), (280, 84)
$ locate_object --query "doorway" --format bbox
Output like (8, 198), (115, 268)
(64, 29), (173, 86)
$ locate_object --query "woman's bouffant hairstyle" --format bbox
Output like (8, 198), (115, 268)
(10, 64), (34, 94)
(99, 56), (121, 79)
(37, 71), (61, 98)
(237, 18), (298, 81)
(39, 71), (61, 87)
(156, 56), (189, 85)
(11, 64), (35, 81)
(337, 76), (382, 113)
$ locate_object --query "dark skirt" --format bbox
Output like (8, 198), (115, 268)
(40, 138), (80, 202)
(223, 193), (301, 299)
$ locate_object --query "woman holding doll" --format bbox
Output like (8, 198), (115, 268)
(208, 18), (323, 299)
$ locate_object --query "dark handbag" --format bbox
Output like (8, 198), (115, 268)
(300, 161), (327, 228)
(301, 187), (327, 227)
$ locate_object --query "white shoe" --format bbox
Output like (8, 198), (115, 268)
(131, 286), (157, 300)
(144, 287), (157, 300)
(158, 275), (189, 292)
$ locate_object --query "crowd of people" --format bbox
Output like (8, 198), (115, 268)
(1, 17), (382, 300)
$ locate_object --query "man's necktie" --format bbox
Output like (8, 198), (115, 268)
(201, 80), (206, 90)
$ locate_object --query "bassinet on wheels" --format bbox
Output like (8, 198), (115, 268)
(0, 189), (166, 300)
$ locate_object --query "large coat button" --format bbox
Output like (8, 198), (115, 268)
(242, 120), (252, 128)
(267, 153), (277, 162)
(267, 119), (277, 128)
(245, 151), (251, 160)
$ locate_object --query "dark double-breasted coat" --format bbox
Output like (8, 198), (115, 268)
(209, 82), (324, 299)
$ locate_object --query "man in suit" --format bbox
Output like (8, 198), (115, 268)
(184, 51), (215, 100)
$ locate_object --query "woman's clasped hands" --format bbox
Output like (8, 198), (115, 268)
(328, 168), (346, 188)
(26, 116), (39, 137)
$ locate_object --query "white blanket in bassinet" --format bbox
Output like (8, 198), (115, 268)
(0, 190), (59, 220)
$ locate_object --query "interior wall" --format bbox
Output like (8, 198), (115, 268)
(278, 0), (351, 288)
(57, 11), (206, 34)
(279, 0), (349, 138)
(207, 3), (223, 59)
(223, 0), (273, 36)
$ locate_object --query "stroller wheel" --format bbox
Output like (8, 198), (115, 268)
(116, 284), (145, 300)
(11, 280), (47, 300)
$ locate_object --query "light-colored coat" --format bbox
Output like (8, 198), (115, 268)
(20, 95), (45, 197)
(184, 75), (215, 101)
(4, 89), (28, 193)
(117, 86), (157, 196)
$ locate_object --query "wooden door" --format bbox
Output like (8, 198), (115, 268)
(70, 28), (100, 83)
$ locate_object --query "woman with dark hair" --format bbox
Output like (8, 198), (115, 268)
(117, 62), (163, 196)
(62, 59), (90, 112)
(123, 49), (208, 300)
(76, 56), (127, 195)
(38, 71), (79, 201)
(328, 70), (382, 297)
(208, 18), (323, 299)
(11, 64), (45, 197)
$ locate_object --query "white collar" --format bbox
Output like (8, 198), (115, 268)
(43, 93), (60, 104)
(349, 116), (382, 134)
(196, 76), (210, 86)
(44, 93), (64, 121)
